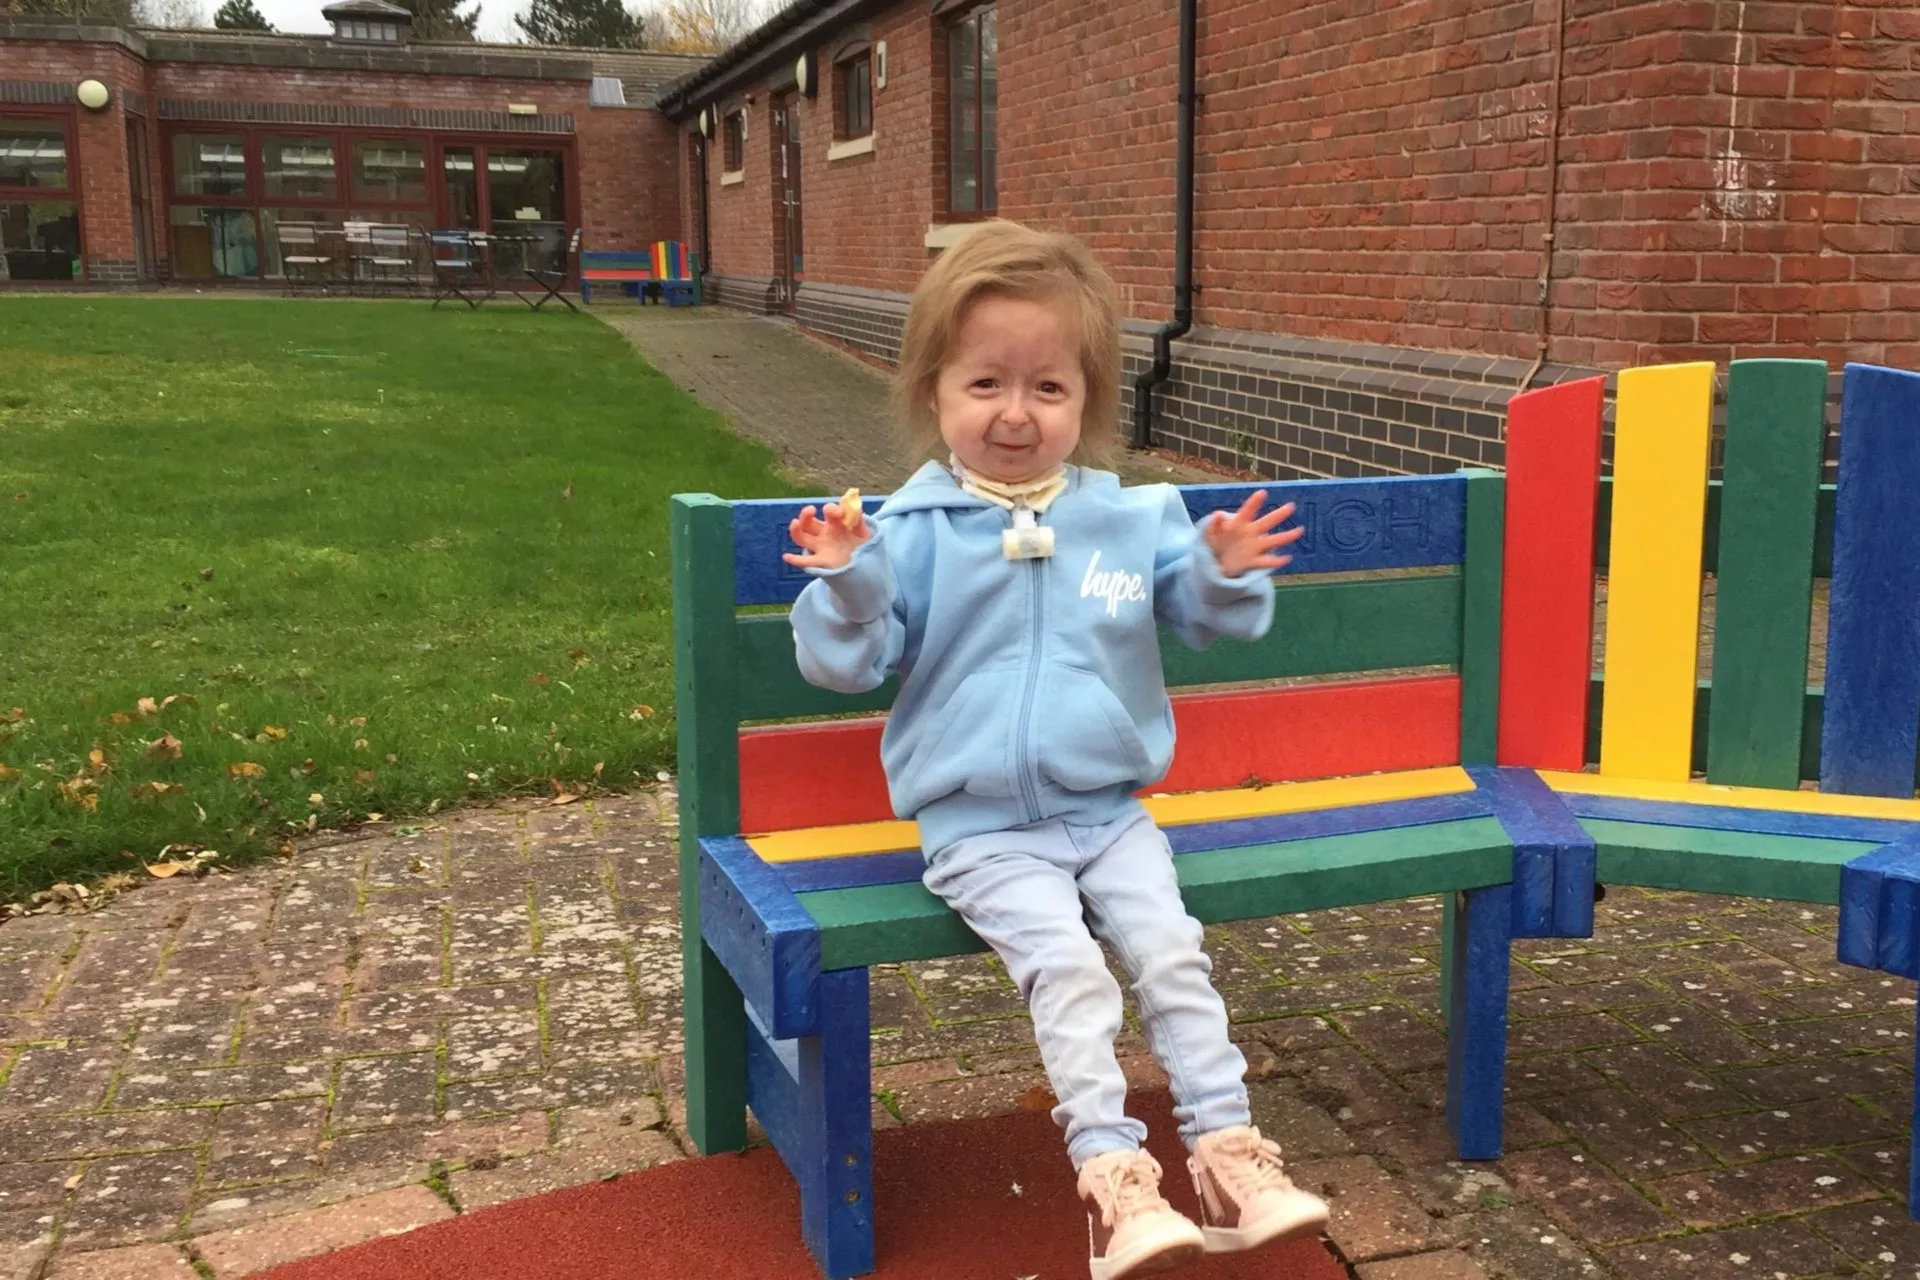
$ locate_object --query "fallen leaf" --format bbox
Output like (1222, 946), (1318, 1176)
(63, 1173), (82, 1190)
(107, 711), (135, 725)
(145, 734), (183, 761)
(0, 763), (17, 782)
(528, 672), (550, 686)
(0, 708), (23, 724)
(308, 792), (325, 806)
(228, 761), (267, 780)
(349, 716), (368, 728)
(552, 793), (579, 805)
(353, 768), (376, 786)
(261, 724), (289, 741)
(200, 567), (214, 581)
(300, 757), (317, 774)
(353, 738), (370, 751)
(137, 696), (160, 716)
(569, 647), (590, 666)
(88, 748), (107, 769)
(1016, 1085), (1058, 1112)
(628, 705), (655, 720)
(145, 861), (184, 878)
(562, 480), (574, 499)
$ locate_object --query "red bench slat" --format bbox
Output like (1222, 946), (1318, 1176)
(737, 674), (1462, 834)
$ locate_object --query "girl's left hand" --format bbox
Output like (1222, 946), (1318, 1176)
(1204, 490), (1304, 577)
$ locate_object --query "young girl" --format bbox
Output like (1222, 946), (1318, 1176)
(784, 220), (1330, 1280)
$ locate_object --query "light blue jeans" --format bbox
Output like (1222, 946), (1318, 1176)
(922, 809), (1251, 1168)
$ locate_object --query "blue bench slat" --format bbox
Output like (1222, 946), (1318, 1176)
(700, 836), (821, 1038)
(770, 791), (1491, 894)
(1561, 792), (1919, 846)
(1469, 767), (1596, 939)
(729, 474), (1468, 606)
(1821, 363), (1920, 798)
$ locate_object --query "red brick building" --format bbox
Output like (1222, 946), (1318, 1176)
(0, 11), (701, 287)
(655, 0), (1920, 477)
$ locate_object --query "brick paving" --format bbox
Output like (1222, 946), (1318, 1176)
(0, 313), (1903, 1279)
(602, 307), (1235, 493)
(4, 791), (1917, 1280)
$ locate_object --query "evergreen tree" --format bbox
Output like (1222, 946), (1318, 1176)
(212, 0), (272, 29)
(396, 0), (477, 41)
(516, 0), (642, 48)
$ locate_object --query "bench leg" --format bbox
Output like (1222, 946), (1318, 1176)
(1911, 1000), (1920, 1219)
(685, 938), (751, 1155)
(1443, 884), (1511, 1161)
(746, 967), (876, 1278)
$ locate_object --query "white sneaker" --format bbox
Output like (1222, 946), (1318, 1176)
(1077, 1150), (1207, 1280)
(1187, 1125), (1330, 1253)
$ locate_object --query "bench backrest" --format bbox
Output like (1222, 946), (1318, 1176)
(671, 473), (1506, 846)
(580, 250), (654, 278)
(1498, 359), (1920, 799)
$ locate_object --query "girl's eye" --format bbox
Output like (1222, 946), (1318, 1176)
(972, 378), (997, 390)
(1040, 382), (1063, 395)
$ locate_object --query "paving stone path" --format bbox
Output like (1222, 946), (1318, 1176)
(0, 310), (1904, 1280)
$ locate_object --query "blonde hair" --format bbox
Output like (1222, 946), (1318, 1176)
(892, 219), (1123, 468)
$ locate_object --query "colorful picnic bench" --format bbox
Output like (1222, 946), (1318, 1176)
(670, 358), (1920, 1279)
(581, 239), (699, 307)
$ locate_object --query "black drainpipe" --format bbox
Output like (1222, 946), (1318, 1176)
(695, 133), (713, 280)
(1131, 0), (1198, 449)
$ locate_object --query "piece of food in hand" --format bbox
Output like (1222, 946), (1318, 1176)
(840, 487), (863, 533)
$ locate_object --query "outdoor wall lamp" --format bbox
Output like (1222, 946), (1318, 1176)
(76, 79), (110, 111)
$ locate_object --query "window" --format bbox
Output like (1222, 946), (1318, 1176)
(838, 50), (872, 140)
(262, 136), (337, 201)
(0, 114), (80, 282)
(172, 132), (248, 198)
(723, 111), (745, 173)
(353, 139), (427, 203)
(946, 4), (997, 216)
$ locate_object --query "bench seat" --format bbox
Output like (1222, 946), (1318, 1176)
(696, 762), (1561, 1279)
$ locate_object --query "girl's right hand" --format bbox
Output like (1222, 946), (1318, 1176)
(783, 499), (872, 571)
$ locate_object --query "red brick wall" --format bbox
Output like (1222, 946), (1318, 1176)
(999, 0), (1180, 320)
(1551, 0), (1920, 371)
(5, 37), (673, 277)
(680, 0), (1920, 376)
(577, 106), (680, 253)
(702, 91), (773, 282)
(4, 40), (148, 275)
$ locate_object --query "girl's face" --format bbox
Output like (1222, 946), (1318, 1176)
(932, 293), (1085, 484)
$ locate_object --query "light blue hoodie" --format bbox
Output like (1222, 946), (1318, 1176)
(791, 461), (1276, 855)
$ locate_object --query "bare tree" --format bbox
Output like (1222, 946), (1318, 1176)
(643, 0), (761, 52)
(141, 0), (209, 25)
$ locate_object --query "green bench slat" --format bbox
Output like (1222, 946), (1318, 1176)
(1583, 818), (1874, 906)
(736, 573), (1465, 723)
(1707, 360), (1828, 789)
(797, 818), (1511, 971)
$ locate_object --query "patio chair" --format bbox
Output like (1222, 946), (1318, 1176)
(345, 222), (417, 295)
(428, 229), (482, 309)
(274, 221), (335, 295)
(525, 227), (581, 313)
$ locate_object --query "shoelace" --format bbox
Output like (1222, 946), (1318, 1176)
(1099, 1154), (1171, 1227)
(1213, 1130), (1292, 1196)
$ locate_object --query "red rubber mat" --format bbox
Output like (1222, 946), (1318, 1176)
(256, 1091), (1349, 1280)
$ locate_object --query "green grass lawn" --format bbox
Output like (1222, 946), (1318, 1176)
(0, 297), (801, 898)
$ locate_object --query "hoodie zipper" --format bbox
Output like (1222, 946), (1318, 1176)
(1013, 500), (1045, 823)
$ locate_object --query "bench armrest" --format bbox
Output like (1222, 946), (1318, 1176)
(700, 836), (822, 1038)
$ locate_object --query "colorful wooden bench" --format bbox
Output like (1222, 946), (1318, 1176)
(582, 239), (699, 307)
(671, 472), (1603, 1278)
(1495, 359), (1920, 1214)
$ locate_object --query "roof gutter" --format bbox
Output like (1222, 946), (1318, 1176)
(1130, 0), (1197, 450)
